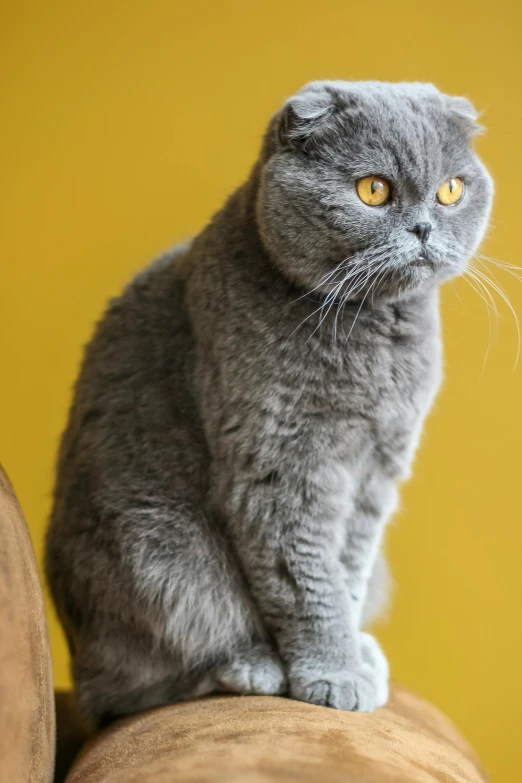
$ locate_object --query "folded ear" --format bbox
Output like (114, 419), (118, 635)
(277, 84), (337, 150)
(444, 95), (484, 138)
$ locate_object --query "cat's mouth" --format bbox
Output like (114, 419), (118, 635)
(411, 253), (433, 268)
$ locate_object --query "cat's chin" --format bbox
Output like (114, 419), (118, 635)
(357, 266), (437, 302)
(377, 256), (462, 298)
(411, 254), (433, 268)
(308, 249), (459, 303)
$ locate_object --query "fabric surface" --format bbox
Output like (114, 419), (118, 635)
(0, 465), (55, 783)
(65, 686), (488, 783)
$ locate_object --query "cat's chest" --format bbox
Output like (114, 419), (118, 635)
(295, 308), (442, 469)
(307, 322), (438, 407)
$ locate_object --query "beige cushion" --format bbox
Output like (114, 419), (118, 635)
(65, 686), (488, 783)
(0, 466), (55, 783)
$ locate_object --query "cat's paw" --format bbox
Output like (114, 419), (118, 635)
(215, 643), (286, 696)
(290, 668), (377, 712)
(359, 631), (389, 707)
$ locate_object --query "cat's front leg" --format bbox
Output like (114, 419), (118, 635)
(281, 542), (377, 712)
(222, 473), (379, 712)
(340, 477), (399, 707)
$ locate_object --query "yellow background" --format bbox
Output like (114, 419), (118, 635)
(1, 2), (521, 779)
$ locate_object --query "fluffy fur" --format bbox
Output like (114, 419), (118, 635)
(46, 81), (493, 725)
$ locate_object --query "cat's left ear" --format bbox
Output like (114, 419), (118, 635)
(444, 95), (484, 138)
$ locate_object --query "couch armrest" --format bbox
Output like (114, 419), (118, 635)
(0, 466), (55, 783)
(64, 686), (488, 783)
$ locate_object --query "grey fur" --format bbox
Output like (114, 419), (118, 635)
(46, 81), (493, 725)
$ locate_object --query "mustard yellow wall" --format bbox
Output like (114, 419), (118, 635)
(1, 1), (521, 779)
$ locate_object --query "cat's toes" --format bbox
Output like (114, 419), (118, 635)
(290, 669), (377, 712)
(215, 644), (286, 696)
(359, 631), (389, 707)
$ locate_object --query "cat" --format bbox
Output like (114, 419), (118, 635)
(46, 80), (493, 726)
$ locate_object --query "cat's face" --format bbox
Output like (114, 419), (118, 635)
(257, 81), (493, 300)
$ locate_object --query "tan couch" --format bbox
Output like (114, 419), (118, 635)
(0, 465), (489, 782)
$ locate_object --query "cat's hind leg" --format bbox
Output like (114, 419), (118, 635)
(212, 640), (287, 696)
(359, 631), (389, 707)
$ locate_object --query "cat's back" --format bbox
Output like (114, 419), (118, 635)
(78, 245), (192, 395)
(53, 244), (205, 510)
(47, 245), (219, 655)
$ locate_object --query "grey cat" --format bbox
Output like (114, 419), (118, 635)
(46, 80), (493, 726)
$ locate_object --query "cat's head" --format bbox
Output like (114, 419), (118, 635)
(256, 81), (493, 300)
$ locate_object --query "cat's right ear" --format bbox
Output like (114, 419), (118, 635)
(277, 90), (335, 151)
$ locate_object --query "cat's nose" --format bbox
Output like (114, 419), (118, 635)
(410, 222), (432, 242)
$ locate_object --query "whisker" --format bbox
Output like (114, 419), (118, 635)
(337, 253), (392, 340)
(345, 278), (378, 342)
(463, 269), (498, 376)
(477, 253), (522, 275)
(338, 255), (391, 338)
(306, 275), (348, 344)
(470, 264), (520, 370)
(370, 263), (391, 308)
(312, 249), (390, 343)
(282, 245), (394, 346)
(466, 268), (499, 314)
(276, 254), (356, 313)
(283, 266), (358, 346)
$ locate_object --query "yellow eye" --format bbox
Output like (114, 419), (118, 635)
(356, 176), (390, 206)
(437, 177), (464, 206)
